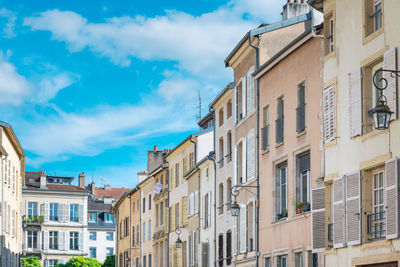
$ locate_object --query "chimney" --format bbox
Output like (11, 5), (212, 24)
(79, 172), (86, 189)
(137, 171), (147, 184)
(40, 172), (46, 189)
(91, 180), (95, 194)
(154, 145), (157, 151)
(282, 0), (311, 20)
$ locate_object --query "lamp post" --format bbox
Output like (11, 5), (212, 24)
(370, 68), (399, 130)
(175, 228), (183, 248)
(230, 184), (258, 217)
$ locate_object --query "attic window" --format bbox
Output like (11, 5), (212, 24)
(29, 179), (35, 182)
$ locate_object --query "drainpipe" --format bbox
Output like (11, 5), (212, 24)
(139, 189), (142, 267)
(206, 152), (217, 267)
(166, 169), (170, 267)
(189, 135), (197, 164)
(128, 193), (132, 267)
(1, 154), (7, 267)
(248, 33), (260, 267)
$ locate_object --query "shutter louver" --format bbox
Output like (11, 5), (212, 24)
(43, 230), (49, 250)
(195, 191), (199, 214)
(323, 85), (336, 142)
(233, 145), (238, 185)
(59, 204), (64, 222)
(65, 203), (70, 223)
(207, 192), (211, 228)
(384, 47), (398, 119)
(183, 197), (188, 226)
(171, 206), (175, 231)
(333, 176), (346, 248)
(247, 134), (255, 181)
(44, 202), (49, 222)
(242, 138), (247, 183)
(349, 68), (362, 137)
(345, 171), (361, 245)
(64, 231), (69, 251)
(79, 231), (84, 251)
(78, 204), (83, 223)
(232, 217), (237, 256)
(239, 205), (247, 253)
(246, 67), (254, 114)
(59, 231), (64, 251)
(241, 77), (247, 118)
(311, 187), (325, 251)
(385, 157), (399, 239)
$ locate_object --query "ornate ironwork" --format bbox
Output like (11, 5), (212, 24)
(231, 184), (258, 197)
(373, 69), (400, 91)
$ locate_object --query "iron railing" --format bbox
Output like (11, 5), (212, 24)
(367, 211), (386, 240)
(328, 223), (333, 243)
(226, 152), (232, 163)
(262, 124), (269, 151)
(296, 104), (306, 133)
(218, 158), (224, 168)
(275, 116), (284, 143)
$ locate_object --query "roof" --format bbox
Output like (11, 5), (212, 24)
(24, 171), (89, 193)
(164, 134), (193, 160)
(197, 112), (213, 127)
(250, 12), (311, 36)
(0, 120), (25, 158)
(209, 82), (235, 109)
(88, 198), (112, 211)
(253, 30), (313, 78)
(307, 0), (323, 11)
(91, 186), (131, 200)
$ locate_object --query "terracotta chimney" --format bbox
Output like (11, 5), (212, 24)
(40, 172), (46, 189)
(154, 145), (157, 151)
(79, 172), (86, 189)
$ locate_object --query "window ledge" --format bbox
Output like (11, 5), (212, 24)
(324, 138), (337, 149)
(363, 27), (384, 45)
(324, 50), (336, 62)
(296, 131), (306, 138)
(361, 128), (388, 142)
(275, 142), (284, 148)
(261, 148), (270, 155)
(235, 110), (256, 128)
(272, 217), (288, 224)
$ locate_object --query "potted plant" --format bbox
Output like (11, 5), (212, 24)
(301, 202), (310, 212)
(282, 209), (288, 218)
(276, 213), (283, 220)
(295, 204), (302, 214)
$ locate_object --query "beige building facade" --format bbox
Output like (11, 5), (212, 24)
(0, 121), (25, 267)
(309, 0), (400, 266)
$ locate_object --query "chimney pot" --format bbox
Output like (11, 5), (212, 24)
(78, 172), (86, 189)
(154, 145), (157, 151)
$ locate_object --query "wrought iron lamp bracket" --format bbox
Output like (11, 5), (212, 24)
(373, 69), (400, 91)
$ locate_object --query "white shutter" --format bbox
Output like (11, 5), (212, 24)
(43, 230), (49, 250)
(37, 229), (42, 250)
(233, 145), (238, 185)
(252, 200), (256, 246)
(59, 231), (64, 251)
(79, 231), (84, 251)
(44, 260), (49, 267)
(247, 133), (255, 181)
(311, 187), (325, 251)
(241, 76), (247, 118)
(247, 66), (255, 114)
(25, 201), (28, 218)
(64, 231), (69, 251)
(65, 203), (70, 223)
(384, 47), (398, 119)
(78, 204), (83, 224)
(208, 192), (211, 227)
(239, 205), (247, 253)
(323, 85), (335, 142)
(233, 217), (237, 255)
(195, 191), (199, 214)
(385, 157), (399, 239)
(242, 138), (247, 183)
(333, 176), (346, 248)
(345, 171), (361, 245)
(234, 85), (237, 123)
(44, 202), (49, 222)
(59, 204), (64, 222)
(201, 196), (205, 227)
(349, 68), (362, 137)
(23, 231), (27, 251)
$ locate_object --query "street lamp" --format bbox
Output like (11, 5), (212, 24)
(231, 200), (240, 217)
(230, 184), (258, 217)
(370, 68), (399, 130)
(175, 228), (183, 248)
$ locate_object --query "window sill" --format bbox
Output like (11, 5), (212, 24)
(361, 128), (388, 142)
(324, 50), (336, 62)
(272, 217), (288, 224)
(363, 27), (384, 45)
(235, 110), (256, 128)
(324, 138), (337, 149)
(261, 148), (270, 155)
(296, 130), (306, 138)
(275, 142), (284, 148)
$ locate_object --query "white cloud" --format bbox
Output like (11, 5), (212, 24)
(0, 8), (17, 38)
(23, 1), (285, 79)
(36, 73), (78, 103)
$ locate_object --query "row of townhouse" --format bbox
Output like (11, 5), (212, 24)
(113, 0), (400, 267)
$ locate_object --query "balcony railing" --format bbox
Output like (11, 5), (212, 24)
(327, 223), (333, 243)
(296, 104), (306, 133)
(275, 116), (284, 144)
(218, 157), (224, 168)
(261, 124), (269, 151)
(226, 152), (232, 163)
(367, 211), (386, 240)
(22, 216), (43, 230)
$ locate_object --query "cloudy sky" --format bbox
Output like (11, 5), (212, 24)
(0, 0), (286, 187)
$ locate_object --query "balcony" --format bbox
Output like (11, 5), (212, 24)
(22, 216), (43, 230)
(367, 211), (385, 240)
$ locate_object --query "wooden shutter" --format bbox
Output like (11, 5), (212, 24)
(323, 85), (336, 142)
(65, 203), (70, 223)
(311, 187), (325, 251)
(241, 77), (247, 118)
(333, 176), (346, 248)
(345, 171), (361, 245)
(242, 138), (247, 183)
(239, 205), (247, 253)
(79, 231), (84, 251)
(349, 68), (362, 137)
(44, 202), (49, 222)
(247, 133), (255, 181)
(59, 204), (64, 222)
(384, 47), (398, 119)
(385, 158), (399, 239)
(78, 204), (83, 223)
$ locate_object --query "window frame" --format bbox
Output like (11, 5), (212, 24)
(88, 212), (97, 223)
(49, 203), (58, 221)
(89, 231), (97, 241)
(70, 231), (79, 250)
(70, 204), (79, 222)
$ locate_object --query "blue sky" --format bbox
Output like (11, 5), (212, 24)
(0, 0), (285, 188)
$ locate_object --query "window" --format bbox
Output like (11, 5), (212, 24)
(137, 224), (140, 245)
(49, 231), (58, 250)
(148, 220), (152, 240)
(227, 131), (232, 162)
(373, 170), (385, 238)
(295, 252), (303, 267)
(218, 184), (224, 215)
(149, 194), (152, 210)
(218, 234), (223, 267)
(175, 163), (180, 187)
(276, 97), (284, 143)
(277, 255), (288, 267)
(143, 197), (146, 213)
(276, 163), (288, 218)
(132, 226), (135, 244)
(160, 202), (164, 225)
(226, 179), (232, 210)
(107, 247), (114, 256)
(27, 231), (38, 249)
(70, 232), (79, 250)
(204, 194), (209, 228)
(323, 85), (335, 142)
(373, 0), (382, 31)
(248, 202), (254, 251)
(226, 231), (232, 265)
(89, 212), (97, 223)
(89, 232), (97, 241)
(143, 222), (146, 242)
(47, 260), (58, 267)
(296, 152), (310, 206)
(105, 213), (114, 223)
(227, 99), (233, 119)
(324, 12), (334, 55)
(107, 232), (114, 241)
(175, 204), (179, 229)
(262, 106), (270, 151)
(237, 80), (244, 123)
(143, 256), (147, 267)
(263, 257), (271, 267)
(49, 203), (58, 221)
(189, 152), (195, 169)
(297, 83), (306, 133)
(149, 254), (152, 267)
(218, 137), (224, 168)
(156, 204), (159, 226)
(70, 204), (79, 222)
(365, 0), (383, 37)
(219, 108), (224, 126)
(28, 202), (37, 218)
(90, 247), (97, 258)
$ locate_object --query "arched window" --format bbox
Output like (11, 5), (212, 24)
(227, 99), (232, 118)
(218, 234), (224, 267)
(226, 231), (232, 265)
(219, 137), (224, 168)
(248, 201), (255, 251)
(218, 183), (224, 215)
(219, 108), (224, 126)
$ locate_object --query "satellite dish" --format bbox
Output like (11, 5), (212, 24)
(154, 183), (163, 194)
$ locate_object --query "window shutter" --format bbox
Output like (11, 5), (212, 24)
(384, 47), (398, 119)
(349, 68), (362, 137)
(242, 138), (247, 183)
(43, 230), (49, 250)
(311, 187), (325, 251)
(65, 203), (70, 223)
(64, 231), (69, 251)
(25, 201), (28, 217)
(233, 145), (238, 185)
(183, 197), (188, 226)
(44, 260), (49, 267)
(59, 204), (64, 222)
(171, 206), (175, 231)
(385, 157), (399, 239)
(78, 204), (83, 223)
(208, 192), (211, 228)
(345, 171), (361, 245)
(195, 191), (199, 214)
(44, 202), (49, 222)
(323, 85), (336, 142)
(333, 176), (346, 248)
(59, 231), (64, 251)
(246, 67), (254, 114)
(252, 201), (256, 246)
(239, 205), (247, 253)
(171, 167), (175, 189)
(79, 231), (84, 251)
(247, 133), (255, 181)
(241, 77), (247, 118)
(234, 85), (237, 123)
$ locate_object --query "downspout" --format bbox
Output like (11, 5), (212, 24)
(139, 188), (142, 267)
(128, 194), (132, 267)
(1, 155), (5, 267)
(189, 135), (197, 164)
(248, 33), (260, 267)
(207, 152), (217, 267)
(166, 169), (170, 267)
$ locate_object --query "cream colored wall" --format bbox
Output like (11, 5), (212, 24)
(0, 127), (23, 263)
(140, 176), (155, 262)
(115, 195), (131, 264)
